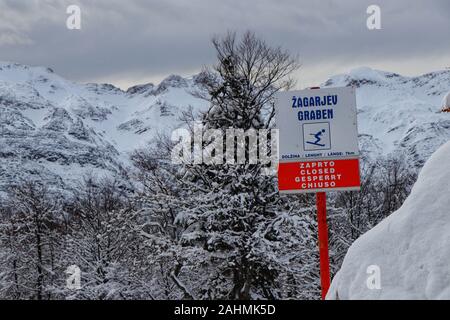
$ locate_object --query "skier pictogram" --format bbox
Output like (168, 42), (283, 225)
(302, 122), (331, 151)
(307, 129), (326, 147)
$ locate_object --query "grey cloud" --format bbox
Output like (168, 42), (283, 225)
(0, 0), (449, 88)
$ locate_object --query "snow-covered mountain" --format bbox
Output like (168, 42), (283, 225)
(323, 67), (450, 165)
(0, 62), (449, 193)
(0, 62), (207, 194)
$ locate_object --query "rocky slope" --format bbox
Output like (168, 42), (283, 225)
(0, 62), (207, 195)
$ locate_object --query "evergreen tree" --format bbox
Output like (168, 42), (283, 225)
(166, 31), (302, 299)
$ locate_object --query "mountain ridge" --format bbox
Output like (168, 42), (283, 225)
(0, 62), (449, 194)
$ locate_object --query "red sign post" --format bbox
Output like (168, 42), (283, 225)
(275, 86), (360, 299)
(316, 192), (330, 299)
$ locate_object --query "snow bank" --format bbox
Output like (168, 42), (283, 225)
(327, 141), (450, 299)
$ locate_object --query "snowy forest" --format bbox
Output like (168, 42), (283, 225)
(0, 32), (427, 300)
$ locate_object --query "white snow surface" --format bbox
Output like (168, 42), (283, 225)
(327, 140), (450, 300)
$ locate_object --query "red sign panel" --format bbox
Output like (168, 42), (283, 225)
(278, 158), (360, 193)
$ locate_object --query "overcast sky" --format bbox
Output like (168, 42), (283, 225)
(1, 0), (449, 89)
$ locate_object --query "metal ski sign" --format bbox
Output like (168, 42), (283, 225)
(276, 87), (361, 193)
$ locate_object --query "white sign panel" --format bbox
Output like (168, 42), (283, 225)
(276, 87), (359, 161)
(275, 87), (360, 193)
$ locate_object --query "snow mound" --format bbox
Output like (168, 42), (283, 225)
(327, 140), (450, 300)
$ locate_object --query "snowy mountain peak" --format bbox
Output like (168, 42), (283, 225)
(153, 74), (189, 95)
(0, 61), (59, 83)
(126, 83), (155, 95)
(85, 83), (124, 95)
(323, 67), (397, 87)
(347, 66), (401, 82)
(323, 67), (450, 96)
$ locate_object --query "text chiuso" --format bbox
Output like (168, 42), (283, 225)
(291, 94), (337, 121)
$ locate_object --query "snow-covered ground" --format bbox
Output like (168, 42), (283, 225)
(327, 140), (450, 299)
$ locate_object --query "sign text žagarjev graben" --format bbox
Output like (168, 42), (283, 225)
(291, 94), (337, 121)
